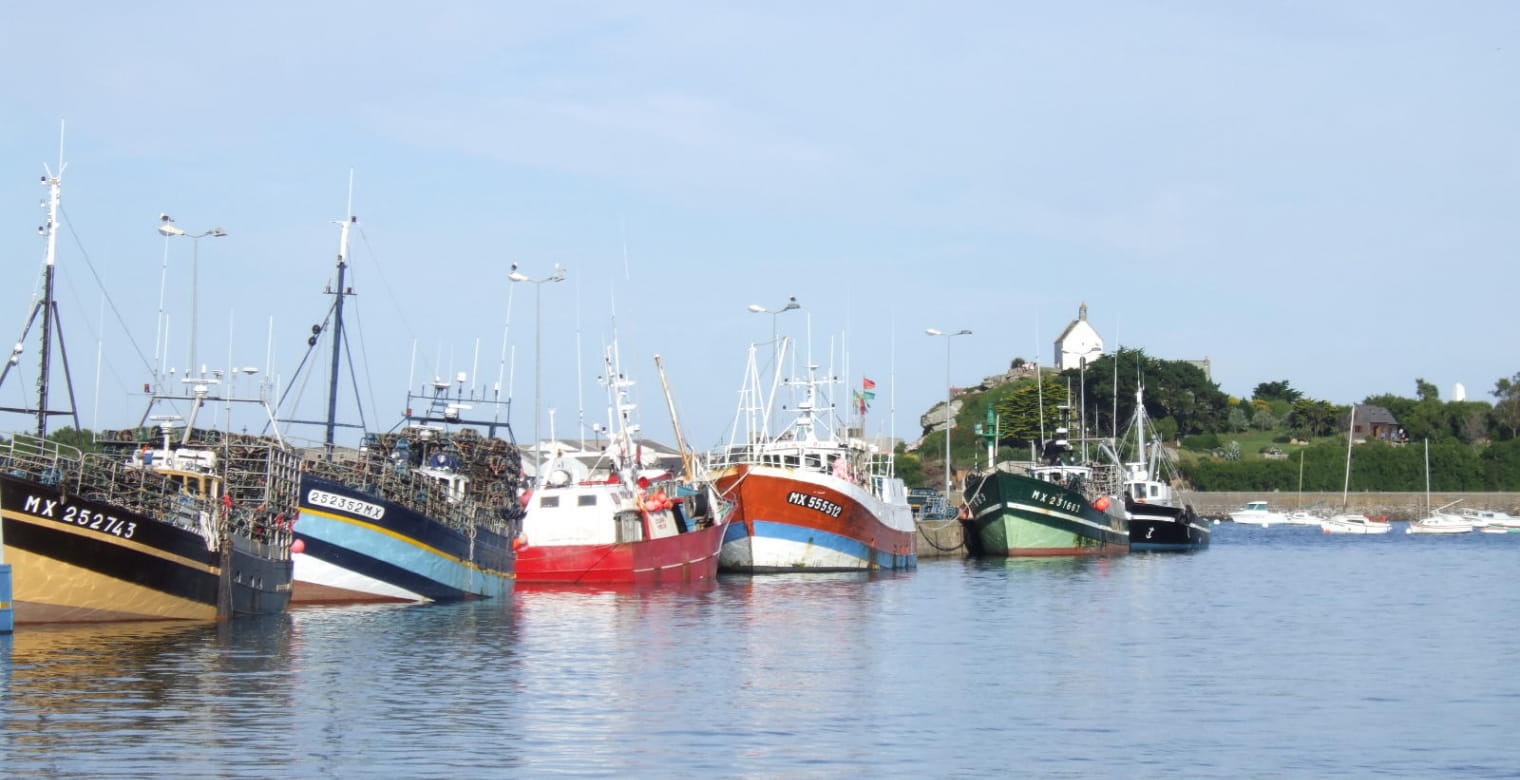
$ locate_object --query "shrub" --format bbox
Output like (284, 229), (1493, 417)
(1181, 432), (1220, 451)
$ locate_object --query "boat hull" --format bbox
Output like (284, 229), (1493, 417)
(713, 464), (916, 572)
(515, 521), (726, 584)
(0, 473), (291, 623)
(1126, 499), (1210, 551)
(292, 475), (515, 603)
(962, 471), (1128, 557)
(1321, 515), (1392, 535)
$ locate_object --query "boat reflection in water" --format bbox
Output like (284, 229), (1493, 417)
(2, 615), (295, 774)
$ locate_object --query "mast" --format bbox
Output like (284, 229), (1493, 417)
(1340, 405), (1355, 510)
(35, 163), (61, 437)
(323, 213), (357, 454)
(0, 136), (81, 437)
(652, 354), (694, 481)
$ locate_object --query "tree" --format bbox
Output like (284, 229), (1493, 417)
(1286, 398), (1339, 438)
(1252, 380), (1303, 404)
(1493, 372), (1520, 440)
(1415, 377), (1440, 402)
(990, 375), (1068, 445)
(46, 426), (100, 454)
(1227, 406), (1249, 433)
(894, 449), (926, 489)
(1073, 347), (1229, 437)
(1250, 409), (1277, 430)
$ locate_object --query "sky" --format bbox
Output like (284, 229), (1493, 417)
(1, 2), (1517, 454)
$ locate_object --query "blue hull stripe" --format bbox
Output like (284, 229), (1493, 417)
(296, 511), (512, 601)
(742, 520), (916, 570)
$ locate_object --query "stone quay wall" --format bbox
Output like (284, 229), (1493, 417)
(1184, 492), (1520, 521)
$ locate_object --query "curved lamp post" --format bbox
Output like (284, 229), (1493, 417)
(746, 296), (800, 369)
(509, 262), (567, 486)
(748, 297), (800, 435)
(157, 214), (226, 379)
(926, 327), (972, 500)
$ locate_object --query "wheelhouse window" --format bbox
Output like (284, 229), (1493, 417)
(539, 496), (560, 508)
(577, 495), (597, 507)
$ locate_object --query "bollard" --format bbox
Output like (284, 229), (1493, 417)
(0, 563), (13, 633)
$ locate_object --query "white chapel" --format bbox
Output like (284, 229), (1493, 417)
(1054, 303), (1104, 371)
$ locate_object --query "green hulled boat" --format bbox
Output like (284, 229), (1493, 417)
(961, 464), (1128, 557)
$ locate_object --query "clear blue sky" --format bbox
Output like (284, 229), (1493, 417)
(2, 3), (1516, 451)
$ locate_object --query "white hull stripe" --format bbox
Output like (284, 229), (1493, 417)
(978, 500), (1130, 539)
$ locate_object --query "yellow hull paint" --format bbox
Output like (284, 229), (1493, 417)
(7, 545), (218, 623)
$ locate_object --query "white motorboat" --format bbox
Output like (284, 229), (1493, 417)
(1229, 500), (1287, 526)
(1462, 508), (1520, 533)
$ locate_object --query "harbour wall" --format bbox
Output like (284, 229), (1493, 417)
(1185, 492), (1520, 521)
(913, 492), (1520, 559)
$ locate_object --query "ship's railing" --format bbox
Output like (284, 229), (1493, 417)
(300, 430), (525, 534)
(0, 434), (85, 487)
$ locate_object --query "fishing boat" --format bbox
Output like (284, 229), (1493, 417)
(514, 347), (730, 583)
(282, 211), (523, 604)
(961, 381), (1127, 558)
(1322, 406), (1391, 535)
(710, 341), (915, 572)
(962, 428), (1128, 557)
(0, 162), (299, 622)
(1109, 388), (1208, 551)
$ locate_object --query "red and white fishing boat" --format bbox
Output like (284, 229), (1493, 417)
(514, 346), (730, 584)
(710, 340), (916, 572)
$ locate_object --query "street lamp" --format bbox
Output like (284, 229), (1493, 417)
(509, 262), (567, 486)
(158, 214), (227, 379)
(926, 327), (972, 501)
(748, 297), (800, 435)
(747, 296), (800, 374)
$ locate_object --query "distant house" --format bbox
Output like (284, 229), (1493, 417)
(1346, 404), (1401, 442)
(1054, 303), (1104, 371)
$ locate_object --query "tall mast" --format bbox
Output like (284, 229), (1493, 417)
(35, 161), (62, 437)
(324, 212), (356, 453)
(0, 132), (81, 438)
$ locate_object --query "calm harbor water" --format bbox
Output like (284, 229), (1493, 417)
(3, 523), (1519, 778)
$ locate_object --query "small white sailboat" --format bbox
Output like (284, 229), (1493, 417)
(1284, 450), (1324, 525)
(1407, 440), (1471, 535)
(1322, 406), (1391, 535)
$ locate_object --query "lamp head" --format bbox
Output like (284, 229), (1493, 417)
(747, 304), (767, 313)
(926, 328), (943, 336)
